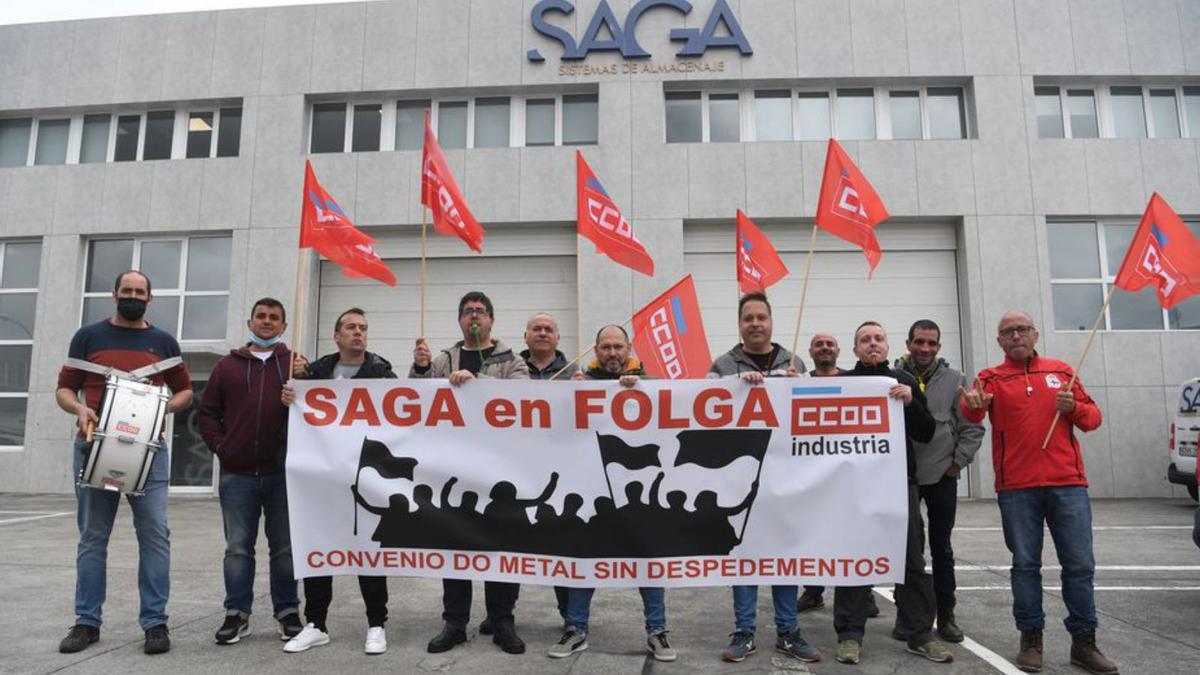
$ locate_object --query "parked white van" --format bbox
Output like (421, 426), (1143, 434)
(1168, 377), (1199, 502)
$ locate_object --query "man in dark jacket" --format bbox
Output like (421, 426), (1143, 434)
(833, 321), (950, 666)
(521, 312), (578, 380)
(283, 307), (396, 656)
(197, 298), (302, 646)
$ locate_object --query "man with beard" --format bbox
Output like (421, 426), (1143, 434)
(553, 324), (676, 662)
(56, 271), (192, 656)
(833, 322), (950, 666)
(708, 293), (819, 665)
(893, 319), (983, 644)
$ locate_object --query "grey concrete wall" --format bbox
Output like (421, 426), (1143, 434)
(0, 0), (1198, 496)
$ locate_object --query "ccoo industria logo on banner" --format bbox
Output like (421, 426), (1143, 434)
(286, 378), (907, 588)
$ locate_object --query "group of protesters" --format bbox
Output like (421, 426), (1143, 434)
(53, 268), (1122, 675)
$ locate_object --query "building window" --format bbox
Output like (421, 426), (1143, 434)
(665, 91), (702, 143)
(352, 104), (383, 152)
(889, 91), (922, 140)
(796, 92), (831, 140)
(668, 84), (968, 143)
(143, 111), (175, 160)
(33, 118), (70, 165)
(311, 103), (347, 154)
(525, 98), (555, 147)
(1047, 221), (1200, 331)
(437, 101), (468, 149)
(0, 118), (32, 168)
(186, 112), (214, 159)
(396, 100), (429, 150)
(79, 114), (111, 163)
(81, 236), (233, 342)
(473, 97), (511, 148)
(1037, 83), (1200, 139)
(835, 88), (875, 140)
(562, 93), (598, 145)
(0, 240), (41, 448)
(1110, 86), (1147, 139)
(1035, 86), (1064, 138)
(216, 107), (241, 157)
(114, 114), (141, 162)
(754, 90), (792, 142)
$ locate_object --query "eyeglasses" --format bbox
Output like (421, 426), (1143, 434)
(998, 325), (1035, 338)
(460, 307), (490, 318)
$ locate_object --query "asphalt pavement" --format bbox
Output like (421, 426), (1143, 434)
(1, 494), (1197, 675)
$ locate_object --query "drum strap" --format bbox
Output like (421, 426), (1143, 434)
(64, 356), (184, 383)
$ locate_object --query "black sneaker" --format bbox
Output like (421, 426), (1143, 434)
(59, 625), (99, 654)
(722, 631), (756, 662)
(144, 624), (170, 655)
(866, 592), (881, 618)
(427, 623), (467, 653)
(776, 630), (821, 662)
(492, 619), (526, 655)
(479, 617), (493, 635)
(797, 591), (825, 613)
(278, 613), (303, 641)
(215, 613), (249, 645)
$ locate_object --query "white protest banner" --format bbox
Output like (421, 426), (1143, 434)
(286, 377), (907, 588)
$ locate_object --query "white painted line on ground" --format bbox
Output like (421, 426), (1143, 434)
(873, 586), (1025, 674)
(0, 510), (60, 514)
(958, 526), (1191, 531)
(958, 586), (1200, 591)
(0, 512), (72, 525)
(958, 565), (1200, 571)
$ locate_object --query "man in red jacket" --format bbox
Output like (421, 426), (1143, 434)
(197, 298), (302, 646)
(960, 311), (1117, 675)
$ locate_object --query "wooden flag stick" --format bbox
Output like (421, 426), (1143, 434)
(288, 247), (309, 381)
(790, 223), (821, 357)
(550, 317), (633, 381)
(576, 235), (583, 364)
(419, 205), (428, 339)
(1039, 284), (1117, 450)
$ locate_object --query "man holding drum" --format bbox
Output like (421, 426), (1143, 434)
(55, 270), (192, 655)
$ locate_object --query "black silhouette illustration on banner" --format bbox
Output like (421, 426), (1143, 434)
(349, 429), (772, 558)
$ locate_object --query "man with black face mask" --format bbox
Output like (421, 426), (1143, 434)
(55, 271), (192, 656)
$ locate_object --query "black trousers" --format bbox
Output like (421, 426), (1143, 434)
(835, 482), (935, 646)
(554, 586), (569, 620)
(304, 575), (388, 629)
(442, 579), (519, 628)
(919, 473), (960, 611)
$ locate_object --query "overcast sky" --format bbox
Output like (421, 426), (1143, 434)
(0, 0), (367, 26)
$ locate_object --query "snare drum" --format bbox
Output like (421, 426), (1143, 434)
(79, 375), (171, 494)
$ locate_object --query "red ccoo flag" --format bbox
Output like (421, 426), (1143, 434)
(814, 139), (890, 275)
(631, 275), (712, 379)
(422, 112), (485, 253)
(1113, 192), (1200, 309)
(736, 209), (789, 293)
(301, 161), (396, 286)
(577, 151), (655, 276)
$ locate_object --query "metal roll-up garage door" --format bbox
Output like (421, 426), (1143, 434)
(684, 220), (964, 372)
(316, 224), (578, 367)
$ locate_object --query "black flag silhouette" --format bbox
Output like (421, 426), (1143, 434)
(672, 429), (770, 469)
(353, 437), (418, 535)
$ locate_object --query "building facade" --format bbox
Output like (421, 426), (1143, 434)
(0, 0), (1197, 498)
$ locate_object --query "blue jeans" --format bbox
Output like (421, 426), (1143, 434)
(997, 486), (1097, 635)
(732, 584), (798, 635)
(219, 470), (299, 618)
(566, 587), (666, 635)
(73, 437), (170, 630)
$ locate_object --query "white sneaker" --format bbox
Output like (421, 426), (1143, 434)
(364, 626), (387, 655)
(283, 623), (330, 653)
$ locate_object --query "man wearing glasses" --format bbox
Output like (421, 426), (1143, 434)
(960, 311), (1117, 675)
(412, 291), (530, 655)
